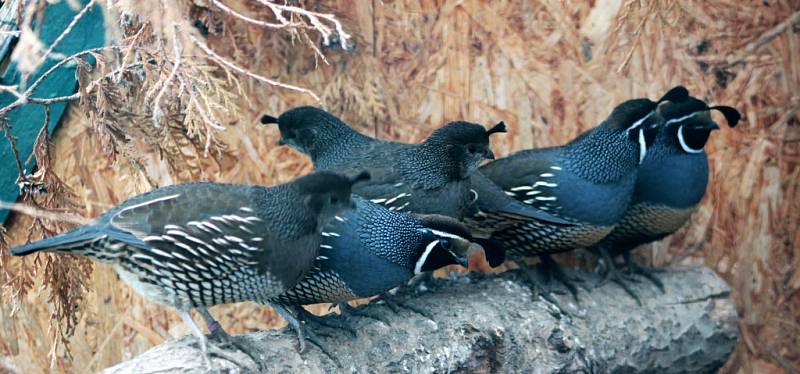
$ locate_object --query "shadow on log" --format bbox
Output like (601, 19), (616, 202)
(103, 266), (738, 373)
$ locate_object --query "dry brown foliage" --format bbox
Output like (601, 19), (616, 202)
(0, 0), (797, 373)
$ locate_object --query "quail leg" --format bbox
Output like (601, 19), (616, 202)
(369, 273), (436, 320)
(373, 291), (434, 320)
(336, 302), (391, 324)
(196, 307), (232, 342)
(269, 303), (339, 365)
(519, 263), (565, 311)
(195, 307), (264, 370)
(623, 252), (666, 292)
(538, 255), (583, 302)
(594, 249), (643, 306)
(289, 305), (357, 337)
(177, 310), (214, 368)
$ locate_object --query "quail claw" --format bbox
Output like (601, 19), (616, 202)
(292, 306), (357, 337)
(338, 302), (391, 324)
(269, 303), (341, 366)
(375, 292), (435, 320)
(623, 255), (666, 293)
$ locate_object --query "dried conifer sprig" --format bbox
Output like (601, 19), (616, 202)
(212, 0), (352, 50)
(0, 0), (351, 362)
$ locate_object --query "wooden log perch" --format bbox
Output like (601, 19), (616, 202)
(102, 266), (738, 373)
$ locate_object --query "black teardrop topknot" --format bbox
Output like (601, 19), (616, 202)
(709, 105), (741, 127)
(260, 114), (279, 124)
(487, 121), (507, 135)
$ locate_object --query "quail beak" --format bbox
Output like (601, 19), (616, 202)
(483, 149), (495, 160)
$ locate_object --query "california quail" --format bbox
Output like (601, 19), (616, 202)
(332, 121), (507, 219)
(261, 107), (377, 170)
(589, 90), (740, 302)
(10, 170), (369, 362)
(479, 87), (688, 299)
(261, 108), (571, 237)
(271, 195), (499, 325)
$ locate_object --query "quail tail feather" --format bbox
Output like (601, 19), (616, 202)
(9, 225), (144, 258)
(10, 226), (107, 256)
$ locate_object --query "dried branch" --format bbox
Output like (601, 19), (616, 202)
(210, 0), (351, 50)
(210, 0), (299, 29)
(0, 201), (90, 225)
(188, 33), (321, 102)
(615, 0), (658, 73)
(724, 10), (800, 67)
(103, 267), (739, 373)
(151, 22), (182, 128)
(0, 46), (121, 119)
(36, 0), (98, 68)
(0, 85), (25, 99)
(0, 119), (27, 184)
(256, 0), (352, 49)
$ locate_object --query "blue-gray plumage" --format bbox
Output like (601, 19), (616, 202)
(262, 107), (377, 169)
(261, 107), (571, 240)
(10, 171), (368, 359)
(478, 88), (688, 299)
(274, 196), (492, 306)
(589, 91), (740, 301)
(481, 97), (668, 256)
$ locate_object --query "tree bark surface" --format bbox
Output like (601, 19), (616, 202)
(102, 266), (738, 373)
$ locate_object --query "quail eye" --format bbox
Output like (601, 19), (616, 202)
(440, 238), (452, 250)
(468, 145), (477, 153)
(329, 196), (339, 204)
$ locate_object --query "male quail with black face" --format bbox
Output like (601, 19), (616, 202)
(270, 196), (500, 333)
(589, 90), (740, 302)
(479, 88), (688, 299)
(10, 170), (368, 362)
(261, 108), (571, 237)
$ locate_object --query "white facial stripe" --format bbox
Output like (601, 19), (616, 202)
(626, 111), (654, 134)
(414, 239), (440, 274)
(677, 125), (704, 154)
(638, 128), (647, 164)
(665, 111), (703, 127)
(428, 229), (467, 241)
(469, 189), (479, 203)
(112, 193), (180, 223)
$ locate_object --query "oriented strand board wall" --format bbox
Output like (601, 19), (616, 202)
(1, 1), (798, 372)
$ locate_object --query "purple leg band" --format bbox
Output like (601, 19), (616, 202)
(209, 321), (221, 333)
